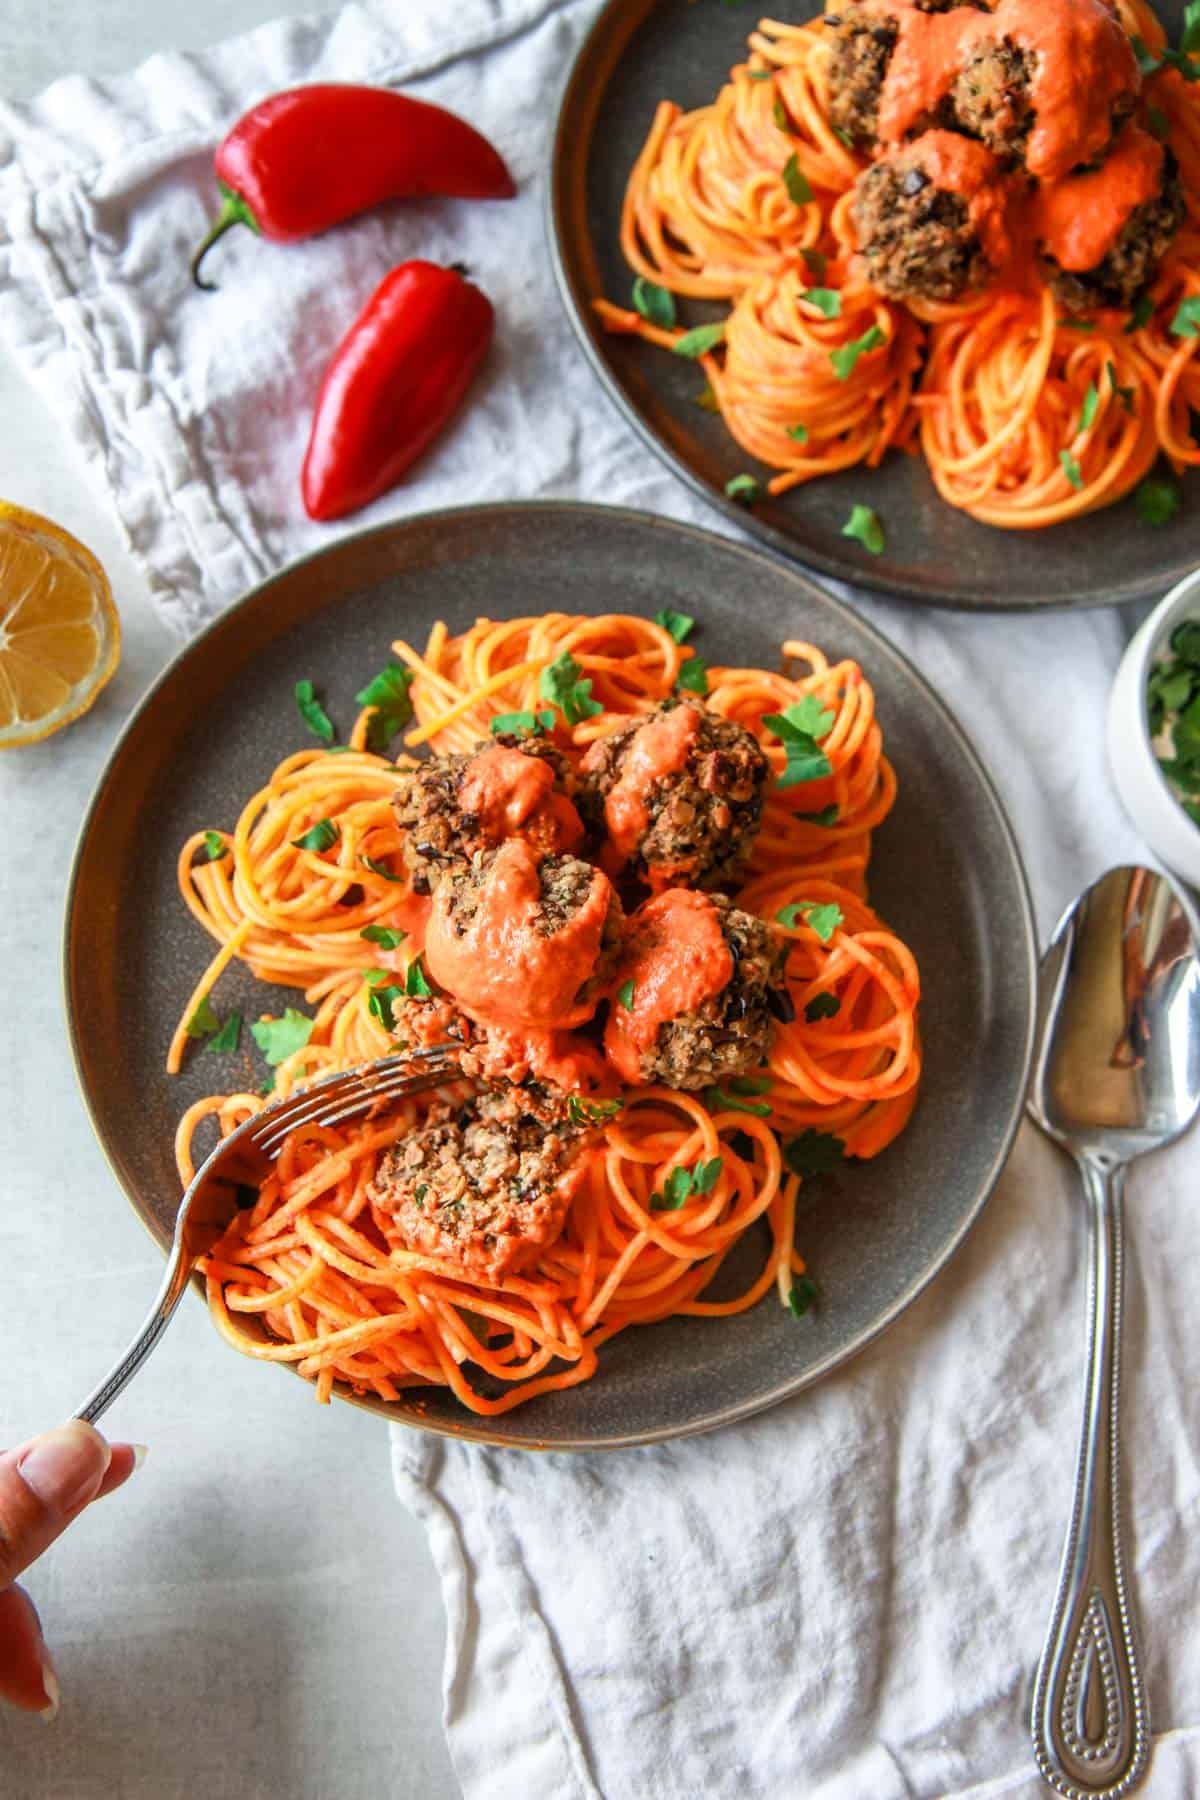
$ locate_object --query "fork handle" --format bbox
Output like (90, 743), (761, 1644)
(73, 1244), (195, 1425)
(1031, 1159), (1149, 1798)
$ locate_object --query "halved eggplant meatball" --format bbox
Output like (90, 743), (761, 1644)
(368, 1082), (590, 1281)
(852, 131), (1008, 301)
(604, 889), (790, 1090)
(393, 736), (583, 894)
(579, 696), (768, 893)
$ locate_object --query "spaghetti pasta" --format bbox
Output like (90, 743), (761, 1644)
(173, 613), (920, 1413)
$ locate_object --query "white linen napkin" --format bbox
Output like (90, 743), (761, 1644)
(3, 2), (1199, 1794)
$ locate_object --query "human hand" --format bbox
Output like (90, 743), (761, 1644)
(0, 1421), (144, 1719)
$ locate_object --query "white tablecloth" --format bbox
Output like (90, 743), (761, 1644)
(1, 1), (1198, 1794)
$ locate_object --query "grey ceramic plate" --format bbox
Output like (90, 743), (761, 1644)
(65, 503), (1035, 1449)
(548, 0), (1196, 609)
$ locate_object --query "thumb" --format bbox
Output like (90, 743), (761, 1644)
(0, 1422), (112, 1588)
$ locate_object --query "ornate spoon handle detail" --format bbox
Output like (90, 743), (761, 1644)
(1032, 1161), (1149, 1798)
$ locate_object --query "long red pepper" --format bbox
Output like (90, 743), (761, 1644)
(301, 261), (494, 521)
(192, 85), (515, 289)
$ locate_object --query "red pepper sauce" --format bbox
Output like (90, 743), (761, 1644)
(1033, 123), (1164, 270)
(604, 889), (734, 1084)
(457, 744), (584, 854)
(583, 703), (700, 865)
(425, 839), (615, 1030)
(907, 129), (1013, 267)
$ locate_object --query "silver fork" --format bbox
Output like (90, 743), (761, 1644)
(74, 1048), (456, 1424)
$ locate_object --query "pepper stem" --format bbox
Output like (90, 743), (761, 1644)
(190, 186), (261, 292)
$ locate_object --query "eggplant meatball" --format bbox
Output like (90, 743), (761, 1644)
(951, 37), (1038, 165)
(852, 131), (1008, 301)
(579, 696), (768, 892)
(824, 0), (972, 150)
(393, 736), (583, 894)
(424, 841), (624, 1030)
(604, 889), (790, 1090)
(1041, 138), (1184, 314)
(368, 1082), (590, 1281)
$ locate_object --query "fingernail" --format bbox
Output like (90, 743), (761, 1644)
(39, 1653), (60, 1724)
(130, 1444), (149, 1470)
(18, 1422), (111, 1515)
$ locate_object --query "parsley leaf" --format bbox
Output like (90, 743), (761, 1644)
(368, 983), (403, 1032)
(787, 1275), (819, 1318)
(295, 679), (335, 745)
(360, 925), (407, 949)
(676, 656), (710, 695)
(800, 247), (827, 278)
(747, 68), (773, 81)
(773, 97), (793, 134)
(203, 830), (228, 862)
(292, 818), (340, 853)
(632, 277), (677, 329)
(1108, 361), (1136, 414)
(776, 900), (844, 941)
(1146, 102), (1171, 139)
(804, 992), (841, 1023)
(355, 663), (414, 752)
(800, 803), (839, 826)
(540, 652), (604, 727)
(725, 474), (761, 505)
(704, 1075), (772, 1117)
(187, 995), (220, 1039)
(786, 423), (809, 444)
(673, 322), (726, 358)
(1172, 297), (1200, 339)
(1126, 294), (1154, 334)
(1135, 475), (1182, 524)
(491, 709), (556, 737)
(251, 1008), (314, 1066)
(616, 978), (636, 1011)
(650, 1156), (724, 1211)
(653, 608), (696, 643)
(361, 854), (401, 882)
(1184, 0), (1200, 52)
(782, 154), (812, 205)
(830, 325), (884, 380)
(567, 1096), (624, 1126)
(695, 383), (721, 413)
(841, 503), (884, 554)
(761, 697), (835, 786)
(784, 1129), (846, 1176)
(206, 1012), (242, 1054)
(405, 957), (433, 998)
(800, 288), (842, 319)
(1060, 451), (1084, 491)
(1079, 383), (1099, 432)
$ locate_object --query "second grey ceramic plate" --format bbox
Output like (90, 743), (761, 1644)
(65, 503), (1035, 1448)
(548, 0), (1198, 609)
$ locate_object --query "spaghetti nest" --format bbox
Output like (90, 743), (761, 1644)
(594, 0), (1200, 528)
(174, 613), (920, 1415)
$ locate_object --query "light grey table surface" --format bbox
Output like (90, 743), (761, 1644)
(0, 7), (458, 1798)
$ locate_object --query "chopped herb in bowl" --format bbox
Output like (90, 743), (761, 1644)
(1147, 619), (1200, 827)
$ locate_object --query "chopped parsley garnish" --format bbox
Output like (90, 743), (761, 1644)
(800, 803), (839, 827)
(653, 608), (696, 643)
(804, 992), (841, 1023)
(539, 652), (604, 726)
(672, 321), (726, 359)
(1171, 297), (1200, 340)
(761, 695), (835, 786)
(800, 288), (841, 319)
(776, 900), (844, 942)
(1060, 451), (1084, 491)
(292, 818), (340, 853)
(830, 325), (884, 381)
(355, 663), (414, 752)
(251, 1008), (314, 1066)
(800, 247), (828, 278)
(773, 97), (793, 134)
(782, 154), (812, 206)
(632, 276), (677, 329)
(567, 1096), (624, 1126)
(1184, 0), (1200, 52)
(695, 384), (721, 413)
(1135, 474), (1182, 525)
(676, 656), (710, 695)
(1108, 362), (1136, 414)
(203, 830), (228, 862)
(704, 1075), (772, 1117)
(787, 1275), (819, 1318)
(491, 708), (556, 737)
(1146, 103), (1171, 139)
(616, 978), (636, 1011)
(725, 474), (761, 505)
(1126, 294), (1154, 334)
(1059, 319), (1096, 332)
(405, 957), (433, 998)
(841, 503), (884, 555)
(650, 1156), (723, 1211)
(747, 68), (773, 81)
(361, 854), (401, 881)
(368, 983), (404, 1032)
(414, 1184), (429, 1206)
(186, 995), (220, 1039)
(360, 925), (407, 949)
(1079, 383), (1099, 432)
(832, 125), (855, 149)
(786, 423), (809, 444)
(206, 1011), (242, 1054)
(784, 1129), (846, 1176)
(295, 679), (335, 745)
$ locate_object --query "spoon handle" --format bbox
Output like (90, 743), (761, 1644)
(1032, 1161), (1149, 1798)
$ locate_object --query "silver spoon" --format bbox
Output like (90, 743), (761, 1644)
(1026, 865), (1200, 1798)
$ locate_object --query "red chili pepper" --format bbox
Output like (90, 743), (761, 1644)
(191, 85), (515, 290)
(301, 261), (494, 522)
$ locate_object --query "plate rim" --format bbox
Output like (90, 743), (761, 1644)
(545, 0), (1185, 612)
(62, 499), (1039, 1450)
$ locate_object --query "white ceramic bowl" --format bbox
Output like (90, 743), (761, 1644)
(1108, 566), (1200, 890)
